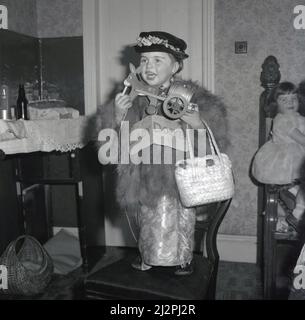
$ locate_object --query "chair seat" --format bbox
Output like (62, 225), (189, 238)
(84, 250), (212, 300)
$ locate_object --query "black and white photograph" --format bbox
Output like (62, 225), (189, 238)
(0, 0), (305, 306)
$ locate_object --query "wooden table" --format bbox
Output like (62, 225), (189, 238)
(0, 117), (95, 273)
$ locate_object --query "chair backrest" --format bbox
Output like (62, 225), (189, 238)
(194, 199), (232, 298)
(259, 55), (281, 147)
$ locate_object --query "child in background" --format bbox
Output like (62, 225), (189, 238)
(252, 81), (305, 233)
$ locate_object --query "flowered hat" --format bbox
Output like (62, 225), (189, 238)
(134, 31), (189, 60)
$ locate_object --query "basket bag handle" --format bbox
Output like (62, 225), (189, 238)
(185, 119), (224, 167)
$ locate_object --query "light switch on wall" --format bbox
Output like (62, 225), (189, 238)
(235, 41), (247, 54)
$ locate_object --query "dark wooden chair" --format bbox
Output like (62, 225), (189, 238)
(83, 199), (231, 300)
(256, 56), (305, 299)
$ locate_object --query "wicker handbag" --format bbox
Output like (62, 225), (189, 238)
(0, 235), (53, 296)
(175, 120), (234, 207)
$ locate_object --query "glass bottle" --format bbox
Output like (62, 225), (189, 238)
(0, 84), (12, 120)
(16, 84), (28, 120)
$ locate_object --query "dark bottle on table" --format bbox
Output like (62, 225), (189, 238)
(16, 84), (28, 120)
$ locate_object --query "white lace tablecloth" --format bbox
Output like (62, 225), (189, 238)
(0, 117), (90, 155)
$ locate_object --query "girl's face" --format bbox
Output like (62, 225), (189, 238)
(277, 94), (299, 114)
(139, 52), (179, 88)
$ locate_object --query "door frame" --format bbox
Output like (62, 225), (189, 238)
(82, 0), (215, 115)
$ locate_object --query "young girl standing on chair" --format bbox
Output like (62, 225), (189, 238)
(95, 31), (228, 275)
(252, 81), (305, 233)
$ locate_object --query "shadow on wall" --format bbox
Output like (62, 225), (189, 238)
(83, 45), (140, 246)
(84, 44), (140, 138)
(0, 29), (84, 114)
(40, 37), (85, 114)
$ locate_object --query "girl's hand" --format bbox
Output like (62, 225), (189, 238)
(114, 93), (132, 125)
(115, 93), (132, 112)
(181, 110), (204, 129)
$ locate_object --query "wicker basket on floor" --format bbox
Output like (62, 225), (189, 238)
(0, 235), (53, 296)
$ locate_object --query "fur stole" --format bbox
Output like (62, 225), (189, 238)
(92, 79), (228, 210)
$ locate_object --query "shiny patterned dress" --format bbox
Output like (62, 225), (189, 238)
(128, 92), (196, 267)
(138, 195), (196, 266)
